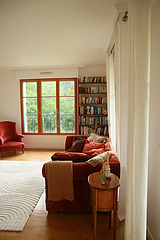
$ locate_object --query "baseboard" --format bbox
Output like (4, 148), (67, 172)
(24, 145), (63, 149)
(147, 226), (154, 240)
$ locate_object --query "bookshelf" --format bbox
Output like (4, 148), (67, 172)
(78, 76), (108, 135)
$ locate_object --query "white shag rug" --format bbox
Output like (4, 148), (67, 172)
(0, 161), (45, 232)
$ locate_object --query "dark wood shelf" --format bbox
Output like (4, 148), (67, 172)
(79, 82), (106, 84)
(78, 76), (108, 135)
(79, 114), (107, 116)
(79, 124), (108, 127)
(79, 92), (107, 94)
(79, 103), (106, 106)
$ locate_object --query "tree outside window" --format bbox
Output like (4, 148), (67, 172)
(20, 79), (77, 135)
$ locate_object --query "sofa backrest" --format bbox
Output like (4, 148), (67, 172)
(65, 135), (88, 151)
(0, 121), (17, 142)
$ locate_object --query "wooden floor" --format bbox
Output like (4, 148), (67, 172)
(0, 149), (125, 240)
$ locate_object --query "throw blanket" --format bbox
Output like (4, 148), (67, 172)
(45, 161), (74, 202)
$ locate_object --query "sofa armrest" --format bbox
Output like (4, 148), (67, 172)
(73, 161), (120, 180)
(42, 163), (46, 178)
(42, 160), (120, 181)
(42, 161), (101, 180)
(73, 162), (102, 181)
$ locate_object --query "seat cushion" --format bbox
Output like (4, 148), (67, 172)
(51, 152), (89, 162)
(0, 141), (24, 152)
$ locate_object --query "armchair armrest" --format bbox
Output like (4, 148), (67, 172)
(0, 136), (4, 145)
(11, 133), (24, 142)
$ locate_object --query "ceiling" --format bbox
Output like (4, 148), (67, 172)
(0, 0), (119, 69)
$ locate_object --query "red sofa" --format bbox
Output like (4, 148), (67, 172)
(42, 135), (120, 213)
(0, 121), (24, 157)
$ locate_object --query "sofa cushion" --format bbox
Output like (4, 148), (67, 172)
(104, 141), (115, 151)
(67, 136), (86, 152)
(87, 133), (110, 143)
(85, 148), (105, 158)
(51, 152), (89, 162)
(82, 140), (105, 153)
(65, 135), (87, 151)
(87, 151), (117, 167)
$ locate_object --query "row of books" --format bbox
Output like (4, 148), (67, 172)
(79, 106), (107, 115)
(80, 116), (108, 125)
(79, 96), (107, 104)
(79, 126), (108, 135)
(79, 86), (107, 94)
(79, 76), (106, 83)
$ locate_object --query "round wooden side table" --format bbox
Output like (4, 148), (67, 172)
(88, 172), (120, 240)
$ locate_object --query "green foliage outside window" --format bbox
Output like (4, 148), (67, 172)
(22, 80), (75, 133)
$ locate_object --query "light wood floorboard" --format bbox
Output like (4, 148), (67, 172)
(0, 149), (125, 240)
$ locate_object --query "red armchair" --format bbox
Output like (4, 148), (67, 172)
(0, 121), (24, 157)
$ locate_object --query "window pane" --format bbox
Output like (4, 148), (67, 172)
(42, 81), (56, 96)
(42, 97), (57, 133)
(60, 97), (75, 133)
(23, 82), (37, 97)
(23, 98), (38, 133)
(21, 79), (76, 135)
(59, 81), (74, 96)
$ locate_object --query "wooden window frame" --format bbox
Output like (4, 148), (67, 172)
(20, 78), (77, 135)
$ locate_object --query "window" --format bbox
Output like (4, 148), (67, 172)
(20, 78), (77, 135)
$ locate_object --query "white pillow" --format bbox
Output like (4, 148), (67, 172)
(87, 133), (110, 143)
(87, 151), (116, 167)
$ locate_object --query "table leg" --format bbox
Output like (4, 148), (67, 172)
(113, 189), (118, 240)
(92, 207), (97, 240)
(109, 211), (111, 230)
(113, 211), (117, 240)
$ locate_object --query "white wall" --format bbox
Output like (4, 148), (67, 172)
(147, 1), (160, 240)
(78, 67), (106, 77)
(0, 70), (22, 131)
(0, 66), (105, 149)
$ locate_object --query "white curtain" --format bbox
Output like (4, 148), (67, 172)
(106, 23), (128, 221)
(114, 20), (129, 221)
(125, 0), (151, 239)
(108, 49), (117, 151)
